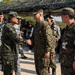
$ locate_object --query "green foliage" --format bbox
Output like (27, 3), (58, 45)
(24, 16), (36, 26)
(22, 16), (66, 29)
(3, 0), (12, 3)
(56, 21), (66, 29)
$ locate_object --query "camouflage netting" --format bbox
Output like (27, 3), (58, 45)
(0, 0), (75, 15)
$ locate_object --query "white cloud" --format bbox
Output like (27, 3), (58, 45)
(52, 16), (62, 22)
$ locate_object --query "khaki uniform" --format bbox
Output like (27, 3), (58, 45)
(1, 23), (22, 75)
(60, 22), (75, 75)
(49, 24), (57, 69)
(33, 21), (54, 75)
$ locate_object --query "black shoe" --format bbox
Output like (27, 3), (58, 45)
(48, 67), (50, 73)
(21, 56), (28, 59)
(52, 68), (56, 75)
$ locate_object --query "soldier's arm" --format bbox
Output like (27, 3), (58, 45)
(43, 22), (54, 52)
(4, 24), (23, 43)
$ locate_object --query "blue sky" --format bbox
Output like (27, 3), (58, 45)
(52, 16), (62, 22)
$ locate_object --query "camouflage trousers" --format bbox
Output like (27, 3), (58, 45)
(61, 64), (75, 75)
(2, 54), (14, 75)
(34, 54), (50, 75)
(2, 53), (21, 75)
(49, 50), (56, 69)
(48, 49), (56, 75)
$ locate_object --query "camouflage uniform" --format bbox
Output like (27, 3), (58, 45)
(48, 24), (57, 75)
(1, 23), (22, 75)
(60, 22), (75, 75)
(49, 24), (57, 69)
(50, 24), (61, 70)
(33, 21), (54, 75)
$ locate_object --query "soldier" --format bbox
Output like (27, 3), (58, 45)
(60, 7), (75, 75)
(1, 12), (23, 75)
(13, 14), (27, 59)
(32, 9), (54, 75)
(9, 11), (22, 75)
(44, 15), (57, 75)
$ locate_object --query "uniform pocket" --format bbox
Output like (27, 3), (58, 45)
(42, 58), (50, 67)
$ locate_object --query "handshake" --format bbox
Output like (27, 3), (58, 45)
(19, 37), (32, 46)
(26, 39), (32, 45)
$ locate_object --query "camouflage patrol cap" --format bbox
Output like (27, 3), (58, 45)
(33, 9), (43, 14)
(8, 11), (21, 19)
(61, 7), (75, 16)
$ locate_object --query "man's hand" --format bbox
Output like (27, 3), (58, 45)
(56, 38), (59, 42)
(26, 39), (32, 45)
(44, 52), (50, 59)
(73, 61), (75, 69)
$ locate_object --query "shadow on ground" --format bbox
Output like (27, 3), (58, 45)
(21, 68), (36, 74)
(20, 60), (34, 65)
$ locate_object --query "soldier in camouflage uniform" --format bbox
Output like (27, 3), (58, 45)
(60, 7), (75, 75)
(44, 15), (58, 75)
(1, 12), (23, 75)
(33, 9), (54, 75)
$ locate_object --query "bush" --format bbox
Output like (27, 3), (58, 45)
(24, 16), (36, 26)
(22, 16), (66, 29)
(56, 21), (66, 29)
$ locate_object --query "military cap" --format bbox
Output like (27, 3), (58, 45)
(61, 7), (75, 16)
(44, 14), (53, 19)
(8, 11), (21, 19)
(33, 9), (43, 14)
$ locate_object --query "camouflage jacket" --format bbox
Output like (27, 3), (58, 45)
(33, 21), (55, 56)
(1, 23), (22, 55)
(60, 22), (75, 68)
